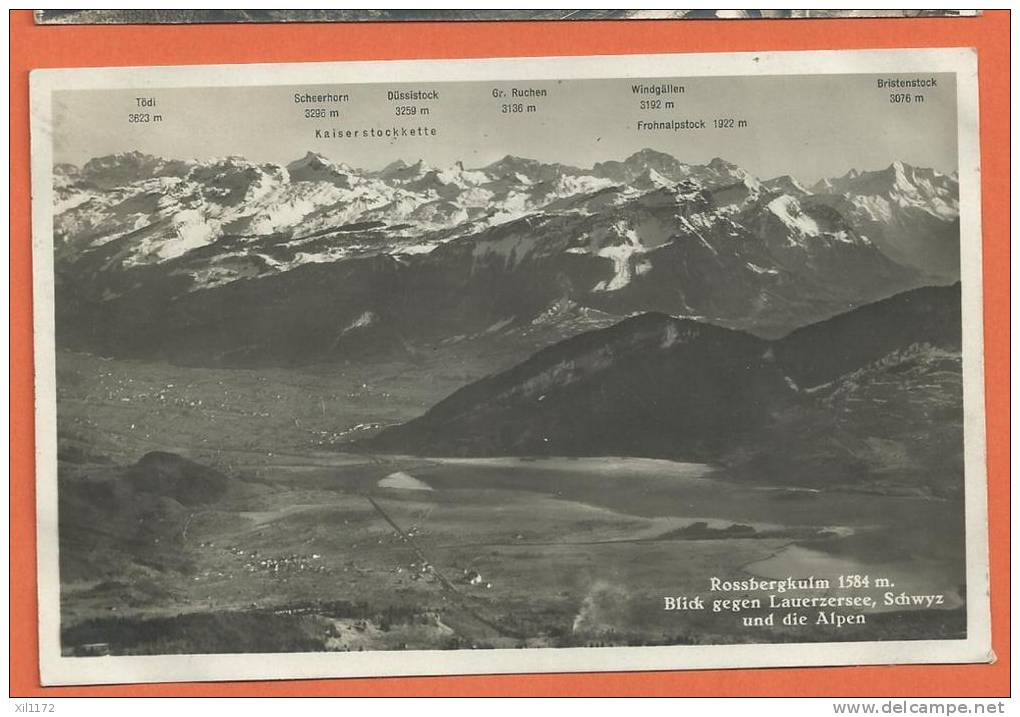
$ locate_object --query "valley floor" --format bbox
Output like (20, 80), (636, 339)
(54, 351), (967, 655)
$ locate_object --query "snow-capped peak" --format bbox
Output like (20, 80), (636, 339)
(288, 150), (351, 171)
(286, 151), (353, 186)
(764, 174), (809, 196)
(812, 160), (959, 222)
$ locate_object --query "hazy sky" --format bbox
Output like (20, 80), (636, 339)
(53, 72), (958, 184)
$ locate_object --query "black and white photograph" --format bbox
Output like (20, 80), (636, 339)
(29, 49), (989, 684)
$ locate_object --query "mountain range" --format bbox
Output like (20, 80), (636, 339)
(53, 148), (960, 366)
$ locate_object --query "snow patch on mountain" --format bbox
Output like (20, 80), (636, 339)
(555, 173), (615, 198)
(594, 235), (643, 291)
(392, 242), (439, 256)
(135, 209), (217, 263)
(344, 311), (377, 333)
(472, 224), (543, 269)
(767, 195), (820, 239)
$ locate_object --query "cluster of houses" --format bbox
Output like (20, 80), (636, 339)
(387, 558), (493, 590)
(221, 545), (328, 577)
(462, 569), (492, 589)
(396, 560), (436, 582)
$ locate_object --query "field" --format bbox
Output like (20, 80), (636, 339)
(55, 351), (967, 655)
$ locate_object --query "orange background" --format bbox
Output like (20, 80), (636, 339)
(9, 9), (1010, 697)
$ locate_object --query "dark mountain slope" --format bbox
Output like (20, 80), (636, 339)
(366, 313), (801, 461)
(127, 451), (240, 506)
(364, 284), (963, 488)
(774, 283), (961, 388)
(57, 451), (265, 581)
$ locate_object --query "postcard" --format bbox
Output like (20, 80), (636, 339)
(29, 48), (989, 685)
